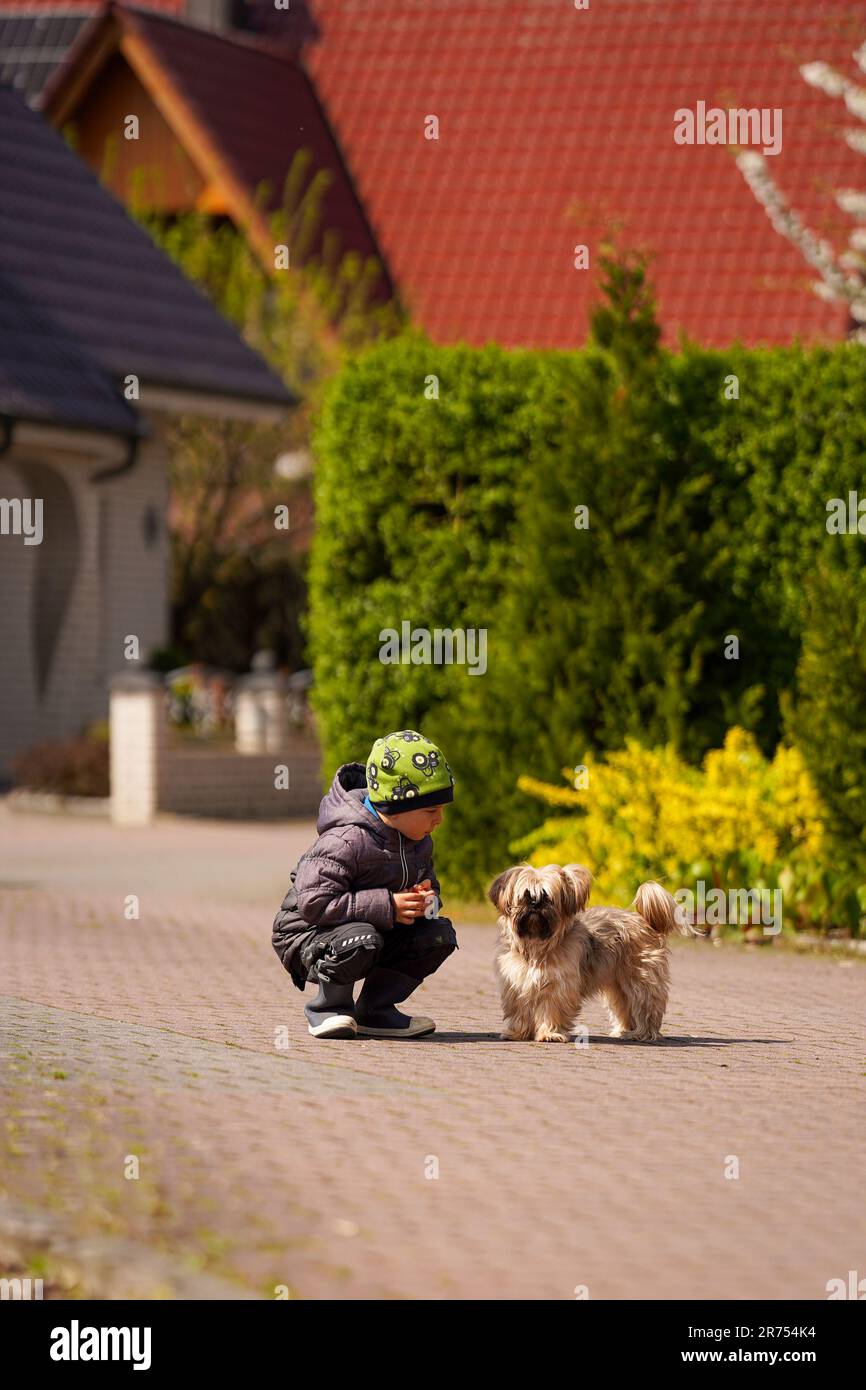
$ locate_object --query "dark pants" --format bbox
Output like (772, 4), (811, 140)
(300, 918), (457, 988)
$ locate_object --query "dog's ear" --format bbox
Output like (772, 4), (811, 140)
(488, 865), (522, 912)
(561, 864), (592, 914)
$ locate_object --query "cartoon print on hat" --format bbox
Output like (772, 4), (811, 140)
(365, 730), (454, 811)
(411, 749), (439, 778)
(391, 775), (420, 800)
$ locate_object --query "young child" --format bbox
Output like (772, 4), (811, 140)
(272, 731), (458, 1039)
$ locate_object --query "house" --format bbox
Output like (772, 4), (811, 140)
(4, 0), (866, 348)
(0, 84), (292, 779)
(35, 2), (392, 294)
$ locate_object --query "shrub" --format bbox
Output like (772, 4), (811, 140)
(136, 183), (401, 676)
(512, 729), (859, 933)
(786, 565), (866, 899)
(309, 334), (546, 887)
(309, 333), (777, 892)
(309, 273), (866, 896)
(12, 728), (110, 798)
(699, 344), (866, 903)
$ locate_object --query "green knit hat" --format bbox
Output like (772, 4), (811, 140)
(366, 730), (454, 813)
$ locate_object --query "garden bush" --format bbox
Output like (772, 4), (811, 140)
(310, 273), (866, 909)
(12, 726), (110, 799)
(510, 728), (856, 932)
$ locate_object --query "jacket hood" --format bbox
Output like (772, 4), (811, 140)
(316, 762), (433, 857)
(317, 762), (385, 837)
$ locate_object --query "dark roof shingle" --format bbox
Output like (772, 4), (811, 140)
(0, 10), (94, 103)
(0, 82), (292, 432)
(0, 266), (140, 434)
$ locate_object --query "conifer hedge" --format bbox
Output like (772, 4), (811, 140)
(310, 330), (866, 899)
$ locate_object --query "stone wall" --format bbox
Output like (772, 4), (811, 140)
(110, 673), (321, 824)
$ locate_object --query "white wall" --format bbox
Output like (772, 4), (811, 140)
(0, 427), (169, 780)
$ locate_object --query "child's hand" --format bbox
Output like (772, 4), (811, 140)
(392, 888), (430, 924)
(414, 880), (440, 920)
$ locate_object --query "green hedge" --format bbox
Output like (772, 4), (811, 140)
(309, 333), (866, 895)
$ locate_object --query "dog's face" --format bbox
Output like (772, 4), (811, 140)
(488, 863), (591, 945)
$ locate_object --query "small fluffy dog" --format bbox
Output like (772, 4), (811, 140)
(488, 863), (696, 1042)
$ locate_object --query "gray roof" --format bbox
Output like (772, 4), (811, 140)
(0, 267), (140, 435)
(0, 10), (94, 105)
(0, 84), (293, 435)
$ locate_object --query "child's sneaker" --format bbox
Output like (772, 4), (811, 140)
(355, 967), (435, 1038)
(304, 983), (357, 1039)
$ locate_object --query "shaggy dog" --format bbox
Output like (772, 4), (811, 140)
(488, 863), (697, 1042)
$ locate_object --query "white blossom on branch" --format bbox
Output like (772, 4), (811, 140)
(737, 50), (866, 335)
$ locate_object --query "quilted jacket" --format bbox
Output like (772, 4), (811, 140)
(272, 762), (446, 990)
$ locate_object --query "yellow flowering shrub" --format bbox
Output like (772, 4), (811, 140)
(513, 729), (835, 928)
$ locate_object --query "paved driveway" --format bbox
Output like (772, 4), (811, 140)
(1, 807), (863, 1299)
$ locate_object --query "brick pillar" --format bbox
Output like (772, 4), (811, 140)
(110, 671), (166, 825)
(235, 671), (288, 754)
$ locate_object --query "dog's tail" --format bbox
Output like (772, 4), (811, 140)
(633, 881), (699, 936)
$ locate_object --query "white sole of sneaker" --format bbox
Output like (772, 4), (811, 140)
(307, 1015), (357, 1039)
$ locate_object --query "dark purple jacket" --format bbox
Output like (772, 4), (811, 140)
(272, 762), (446, 989)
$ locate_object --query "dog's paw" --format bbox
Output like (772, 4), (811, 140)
(534, 1030), (569, 1043)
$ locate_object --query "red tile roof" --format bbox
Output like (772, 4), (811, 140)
(12, 0), (866, 348)
(276, 0), (866, 348)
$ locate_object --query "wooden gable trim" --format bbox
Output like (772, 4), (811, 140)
(41, 8), (339, 352)
(195, 182), (233, 215)
(117, 28), (273, 263)
(119, 28), (338, 353)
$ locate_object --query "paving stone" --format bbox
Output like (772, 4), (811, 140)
(1, 821), (864, 1299)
